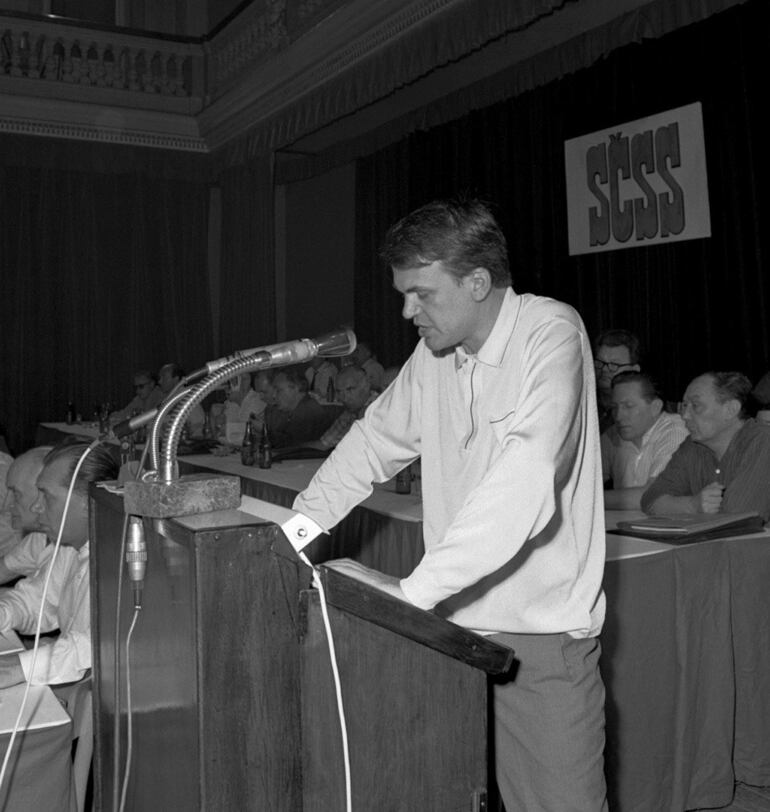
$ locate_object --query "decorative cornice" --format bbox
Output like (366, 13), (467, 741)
(0, 115), (208, 150)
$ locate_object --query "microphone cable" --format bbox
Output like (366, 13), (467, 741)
(298, 551), (352, 812)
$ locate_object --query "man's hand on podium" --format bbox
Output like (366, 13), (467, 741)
(324, 558), (409, 603)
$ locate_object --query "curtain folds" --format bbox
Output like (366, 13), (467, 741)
(0, 153), (213, 452)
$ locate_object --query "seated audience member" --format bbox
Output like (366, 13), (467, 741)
(641, 371), (770, 520)
(0, 447), (52, 583)
(601, 372), (688, 510)
(158, 362), (205, 434)
(267, 367), (342, 448)
(306, 357), (339, 402)
(318, 366), (378, 450)
(593, 329), (642, 433)
(0, 442), (118, 687)
(224, 372), (266, 424)
(351, 341), (385, 391)
(110, 369), (164, 422)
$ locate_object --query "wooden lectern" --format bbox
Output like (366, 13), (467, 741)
(91, 487), (513, 811)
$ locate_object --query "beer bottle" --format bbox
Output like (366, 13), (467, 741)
(258, 423), (272, 469)
(241, 414), (257, 466)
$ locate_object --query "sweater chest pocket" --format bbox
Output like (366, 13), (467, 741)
(489, 408), (518, 450)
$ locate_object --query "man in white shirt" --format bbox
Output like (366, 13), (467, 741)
(0, 446), (52, 583)
(601, 371), (688, 509)
(293, 199), (607, 811)
(0, 442), (118, 687)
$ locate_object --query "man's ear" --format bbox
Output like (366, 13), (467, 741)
(650, 397), (663, 417)
(723, 398), (742, 420)
(467, 268), (492, 301)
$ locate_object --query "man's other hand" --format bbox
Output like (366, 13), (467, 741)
(698, 481), (725, 513)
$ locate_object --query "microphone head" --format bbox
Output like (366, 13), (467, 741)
(313, 327), (357, 358)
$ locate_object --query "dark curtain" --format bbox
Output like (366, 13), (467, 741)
(217, 159), (276, 353)
(355, 0), (769, 401)
(0, 141), (213, 453)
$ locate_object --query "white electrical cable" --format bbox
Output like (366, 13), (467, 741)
(118, 606), (141, 812)
(0, 440), (96, 793)
(298, 551), (352, 812)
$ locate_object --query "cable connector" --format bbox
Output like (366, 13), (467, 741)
(126, 515), (147, 609)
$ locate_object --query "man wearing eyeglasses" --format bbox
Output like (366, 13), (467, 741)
(109, 369), (164, 423)
(593, 329), (641, 433)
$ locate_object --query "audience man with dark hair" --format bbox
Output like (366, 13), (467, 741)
(0, 441), (118, 687)
(601, 371), (688, 509)
(266, 367), (341, 448)
(642, 371), (770, 520)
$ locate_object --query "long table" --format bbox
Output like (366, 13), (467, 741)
(35, 428), (770, 809)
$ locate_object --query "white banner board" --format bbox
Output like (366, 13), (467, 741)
(564, 102), (711, 255)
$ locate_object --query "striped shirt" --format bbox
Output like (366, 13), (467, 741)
(601, 412), (689, 488)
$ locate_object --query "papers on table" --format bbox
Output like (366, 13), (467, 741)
(0, 684), (71, 734)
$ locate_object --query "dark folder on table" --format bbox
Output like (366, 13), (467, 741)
(610, 511), (765, 544)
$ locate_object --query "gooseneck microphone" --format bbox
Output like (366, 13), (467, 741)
(184, 327), (357, 384)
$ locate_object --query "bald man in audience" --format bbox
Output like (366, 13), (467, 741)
(266, 367), (341, 448)
(601, 372), (688, 509)
(641, 371), (770, 520)
(0, 446), (52, 583)
(318, 365), (378, 450)
(0, 442), (118, 687)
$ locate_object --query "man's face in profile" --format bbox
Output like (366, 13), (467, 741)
(611, 381), (661, 445)
(32, 455), (89, 548)
(393, 260), (479, 353)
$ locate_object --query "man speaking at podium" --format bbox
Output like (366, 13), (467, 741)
(293, 198), (607, 811)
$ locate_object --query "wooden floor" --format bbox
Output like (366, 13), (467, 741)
(692, 784), (770, 811)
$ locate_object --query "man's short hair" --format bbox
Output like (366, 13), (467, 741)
(274, 366), (309, 393)
(594, 329), (642, 365)
(610, 370), (662, 402)
(708, 371), (753, 417)
(43, 441), (119, 497)
(379, 198), (512, 288)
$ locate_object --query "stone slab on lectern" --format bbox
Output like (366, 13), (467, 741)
(123, 473), (241, 518)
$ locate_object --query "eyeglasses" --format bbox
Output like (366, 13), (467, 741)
(593, 359), (632, 374)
